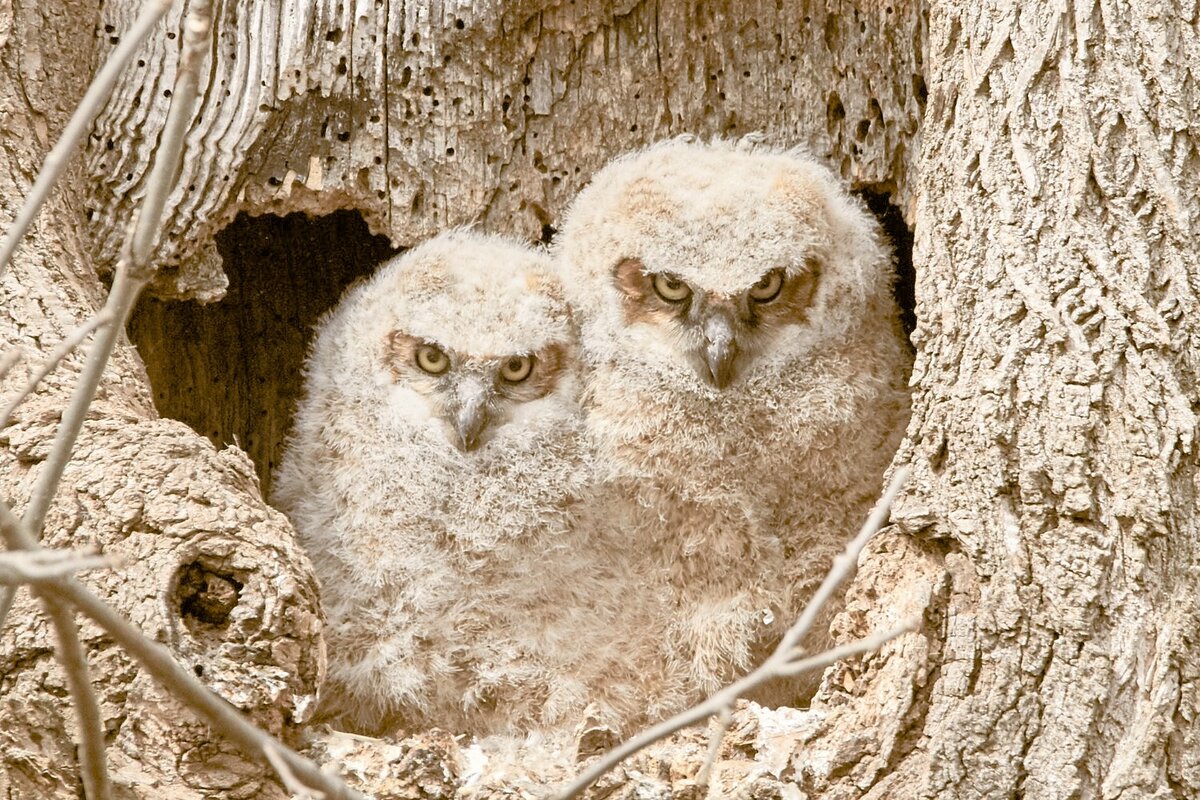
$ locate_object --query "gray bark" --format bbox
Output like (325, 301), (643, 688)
(788, 3), (1200, 799)
(10, 0), (1194, 798)
(0, 3), (321, 798)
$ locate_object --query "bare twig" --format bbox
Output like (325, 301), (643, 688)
(550, 465), (914, 800)
(0, 500), (368, 800)
(695, 704), (732, 789)
(0, 0), (205, 642)
(23, 0), (212, 545)
(551, 625), (913, 800)
(127, 2), (210, 274)
(0, 311), (115, 431)
(0, 350), (21, 382)
(0, 504), (111, 800)
(776, 464), (913, 655)
(265, 743), (328, 800)
(0, 550), (117, 583)
(0, 5), (206, 797)
(773, 624), (917, 677)
(0, 0), (174, 277)
(59, 573), (370, 799)
(692, 622), (919, 790)
(39, 596), (112, 800)
(0, 3), (360, 799)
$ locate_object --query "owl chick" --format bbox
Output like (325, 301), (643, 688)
(273, 230), (660, 737)
(556, 138), (912, 704)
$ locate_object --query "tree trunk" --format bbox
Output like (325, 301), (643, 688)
(0, 3), (322, 798)
(11, 0), (1195, 798)
(786, 3), (1200, 799)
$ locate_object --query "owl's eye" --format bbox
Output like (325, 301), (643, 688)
(651, 273), (692, 303)
(748, 270), (784, 303)
(499, 355), (534, 383)
(415, 344), (450, 375)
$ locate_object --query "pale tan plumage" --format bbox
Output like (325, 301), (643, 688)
(273, 230), (662, 738)
(556, 138), (912, 705)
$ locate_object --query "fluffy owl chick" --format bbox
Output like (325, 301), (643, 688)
(273, 230), (659, 737)
(556, 139), (912, 704)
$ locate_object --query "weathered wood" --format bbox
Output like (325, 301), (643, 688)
(789, 2), (1200, 798)
(85, 0), (925, 301)
(16, 0), (1196, 797)
(0, 2), (322, 798)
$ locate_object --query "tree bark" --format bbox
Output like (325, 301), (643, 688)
(86, 0), (925, 301)
(15, 0), (1195, 798)
(0, 3), (322, 798)
(787, 3), (1200, 799)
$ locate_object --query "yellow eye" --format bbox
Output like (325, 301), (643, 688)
(651, 273), (692, 303)
(500, 355), (534, 383)
(748, 270), (784, 303)
(415, 344), (450, 375)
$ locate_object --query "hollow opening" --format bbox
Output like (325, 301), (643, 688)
(857, 187), (916, 338)
(128, 210), (401, 496)
(175, 560), (244, 632)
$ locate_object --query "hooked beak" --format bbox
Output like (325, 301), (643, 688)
(452, 383), (491, 451)
(700, 310), (739, 389)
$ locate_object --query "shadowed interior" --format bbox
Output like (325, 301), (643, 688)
(128, 211), (400, 496)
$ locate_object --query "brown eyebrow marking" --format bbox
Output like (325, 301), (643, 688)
(755, 259), (822, 329)
(498, 342), (569, 402)
(612, 258), (689, 326)
(385, 332), (452, 381)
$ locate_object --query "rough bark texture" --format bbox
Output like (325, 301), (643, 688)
(14, 0), (1197, 798)
(88, 0), (926, 302)
(783, 2), (1200, 799)
(0, 2), (322, 798)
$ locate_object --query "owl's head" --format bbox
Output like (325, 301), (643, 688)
(315, 230), (577, 452)
(556, 138), (894, 391)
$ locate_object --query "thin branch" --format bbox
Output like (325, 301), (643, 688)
(2, 0), (208, 635)
(23, 0), (212, 541)
(776, 464), (913, 654)
(549, 465), (914, 800)
(0, 3), (357, 799)
(0, 311), (110, 625)
(0, 350), (21, 382)
(265, 743), (327, 800)
(0, 311), (115, 431)
(774, 624), (916, 677)
(0, 0), (174, 277)
(0, 550), (118, 583)
(38, 596), (112, 800)
(695, 704), (732, 789)
(0, 571), (16, 629)
(127, 0), (210, 274)
(0, 500), (368, 800)
(552, 624), (914, 800)
(0, 6), (208, 798)
(59, 574), (370, 799)
(0, 505), (110, 800)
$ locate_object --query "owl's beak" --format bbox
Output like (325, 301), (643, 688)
(700, 309), (739, 389)
(452, 381), (491, 451)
